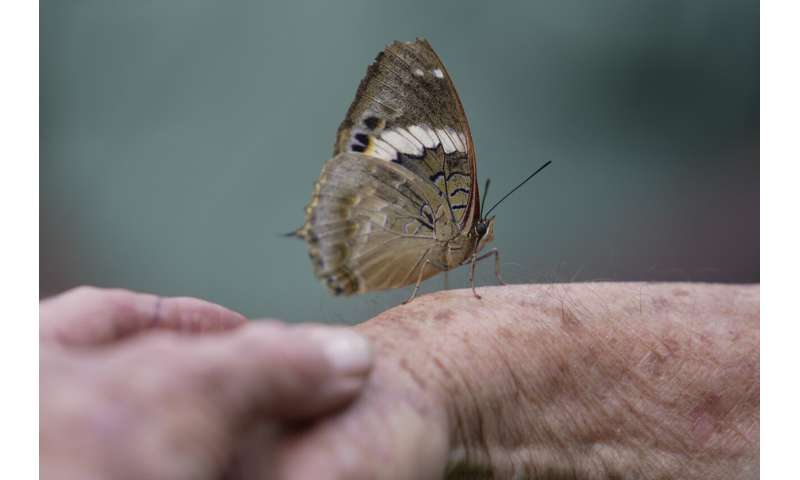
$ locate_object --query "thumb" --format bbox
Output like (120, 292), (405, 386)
(172, 322), (374, 424)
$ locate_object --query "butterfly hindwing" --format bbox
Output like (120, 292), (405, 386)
(303, 152), (450, 294)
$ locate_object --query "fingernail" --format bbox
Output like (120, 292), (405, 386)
(309, 329), (372, 375)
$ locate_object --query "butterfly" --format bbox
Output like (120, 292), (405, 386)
(291, 39), (550, 303)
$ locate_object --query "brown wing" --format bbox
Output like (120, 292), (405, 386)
(298, 153), (450, 295)
(333, 39), (480, 232)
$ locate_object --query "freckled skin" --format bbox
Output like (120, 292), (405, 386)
(433, 309), (455, 323)
(559, 305), (583, 333)
(303, 283), (759, 480)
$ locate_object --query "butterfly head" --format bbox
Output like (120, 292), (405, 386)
(474, 216), (496, 253)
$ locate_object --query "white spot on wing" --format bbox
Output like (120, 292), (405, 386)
(395, 128), (425, 152)
(413, 68), (424, 77)
(369, 142), (394, 160)
(436, 128), (457, 154)
(423, 125), (437, 146)
(408, 124), (437, 149)
(450, 128), (466, 152)
(371, 138), (398, 160)
(432, 68), (444, 79)
(381, 130), (423, 156)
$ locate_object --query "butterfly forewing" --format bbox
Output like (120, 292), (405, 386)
(334, 39), (479, 230)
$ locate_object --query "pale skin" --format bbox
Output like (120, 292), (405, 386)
(40, 283), (759, 479)
(40, 287), (374, 480)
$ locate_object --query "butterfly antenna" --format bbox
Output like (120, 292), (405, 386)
(483, 161), (552, 218)
(480, 178), (491, 218)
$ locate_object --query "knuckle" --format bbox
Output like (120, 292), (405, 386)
(68, 286), (148, 317)
(67, 285), (103, 298)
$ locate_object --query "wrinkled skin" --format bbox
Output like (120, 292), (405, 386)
(41, 283), (759, 479)
(271, 283), (759, 480)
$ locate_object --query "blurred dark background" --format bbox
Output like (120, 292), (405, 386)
(40, 0), (759, 323)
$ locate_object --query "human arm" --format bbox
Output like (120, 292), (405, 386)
(272, 283), (759, 479)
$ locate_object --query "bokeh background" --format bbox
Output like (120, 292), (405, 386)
(41, 0), (759, 324)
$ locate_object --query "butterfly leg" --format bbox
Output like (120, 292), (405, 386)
(404, 259), (433, 304)
(473, 248), (506, 285)
(468, 254), (481, 299)
(404, 257), (449, 304)
(468, 248), (506, 300)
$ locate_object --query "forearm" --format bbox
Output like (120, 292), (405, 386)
(358, 283), (759, 479)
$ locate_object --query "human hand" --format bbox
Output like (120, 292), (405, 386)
(269, 283), (759, 480)
(40, 287), (373, 480)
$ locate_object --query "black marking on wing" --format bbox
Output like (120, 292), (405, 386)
(351, 144), (366, 152)
(419, 204), (435, 230)
(446, 171), (470, 181)
(395, 151), (424, 161)
(450, 187), (470, 197)
(354, 133), (369, 145)
(429, 171), (445, 182)
(451, 204), (467, 210)
(363, 116), (381, 130)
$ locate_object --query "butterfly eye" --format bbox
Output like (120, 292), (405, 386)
(476, 222), (487, 236)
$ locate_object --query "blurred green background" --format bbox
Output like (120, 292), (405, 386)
(41, 0), (759, 323)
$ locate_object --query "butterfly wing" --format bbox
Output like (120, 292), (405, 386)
(300, 152), (447, 294)
(296, 39), (480, 295)
(333, 39), (480, 231)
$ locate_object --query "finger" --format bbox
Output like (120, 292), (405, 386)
(168, 322), (373, 424)
(40, 286), (247, 346)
